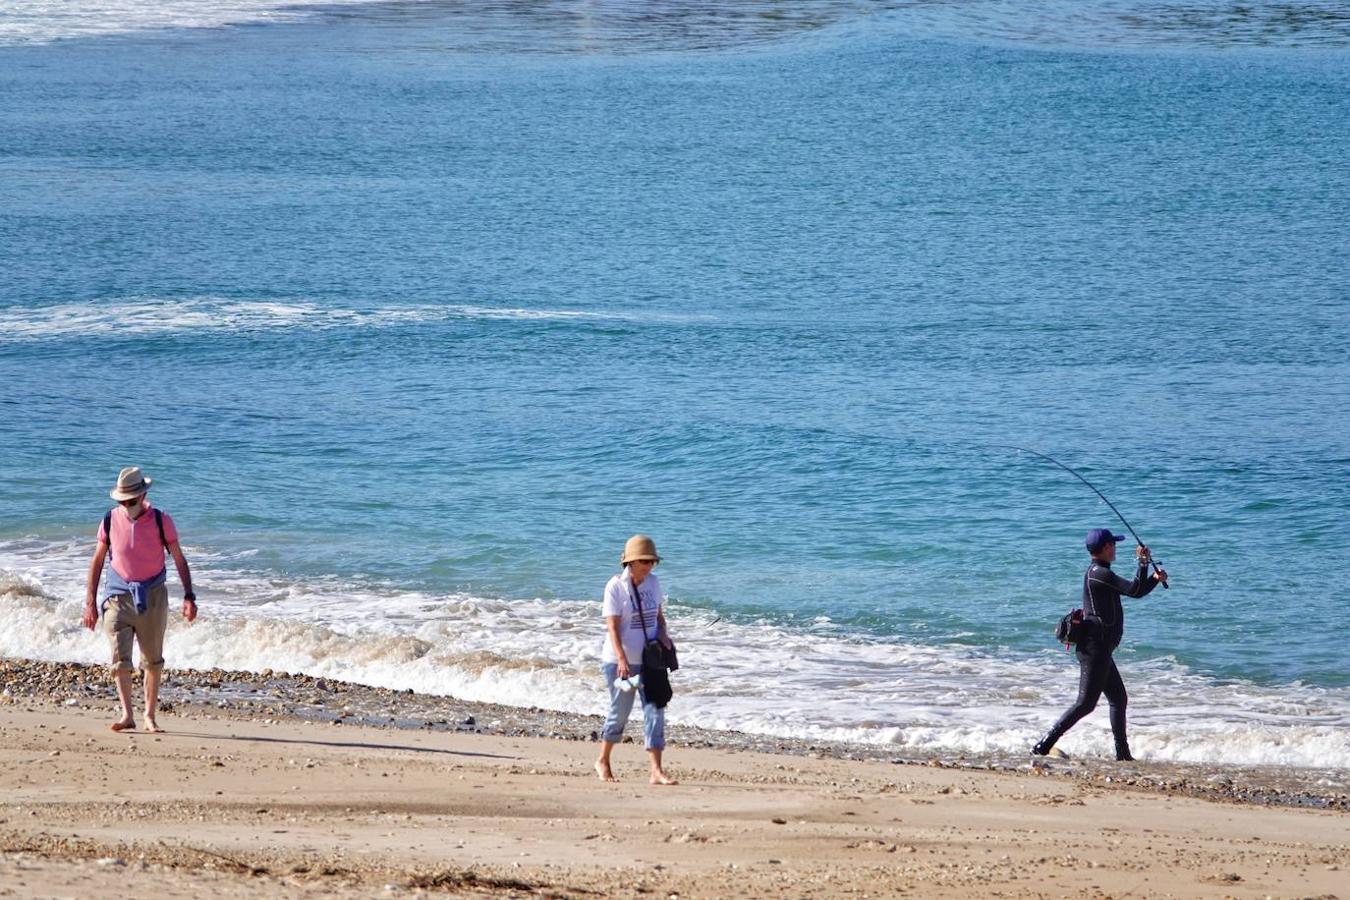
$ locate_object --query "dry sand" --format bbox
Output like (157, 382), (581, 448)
(2, 688), (1347, 899)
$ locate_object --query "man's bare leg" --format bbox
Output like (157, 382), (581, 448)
(595, 741), (619, 782)
(143, 668), (164, 732)
(648, 749), (677, 785)
(110, 669), (135, 731)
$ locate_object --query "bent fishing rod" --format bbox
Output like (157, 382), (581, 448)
(1003, 446), (1169, 588)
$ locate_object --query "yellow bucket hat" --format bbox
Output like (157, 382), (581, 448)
(620, 534), (661, 566)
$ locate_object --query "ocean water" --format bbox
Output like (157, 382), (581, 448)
(2, 1), (1348, 768)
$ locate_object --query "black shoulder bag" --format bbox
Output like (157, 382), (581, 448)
(1054, 607), (1085, 649)
(1053, 568), (1094, 649)
(632, 582), (675, 708)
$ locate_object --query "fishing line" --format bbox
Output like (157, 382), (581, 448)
(1000, 445), (1169, 588)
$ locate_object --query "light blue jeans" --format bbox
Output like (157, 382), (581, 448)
(601, 662), (665, 750)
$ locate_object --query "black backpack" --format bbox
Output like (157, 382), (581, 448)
(102, 508), (168, 562)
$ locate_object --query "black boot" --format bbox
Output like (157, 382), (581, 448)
(1032, 734), (1057, 756)
(1114, 742), (1134, 762)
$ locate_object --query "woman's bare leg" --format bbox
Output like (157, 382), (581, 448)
(595, 741), (619, 781)
(648, 749), (677, 785)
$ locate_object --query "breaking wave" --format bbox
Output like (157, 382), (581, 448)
(3, 537), (1347, 769)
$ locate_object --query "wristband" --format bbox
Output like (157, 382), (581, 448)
(184, 592), (197, 603)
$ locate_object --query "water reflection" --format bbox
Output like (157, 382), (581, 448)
(308, 0), (879, 53)
(308, 0), (1350, 52)
(895, 0), (1350, 50)
(4, 0), (1346, 51)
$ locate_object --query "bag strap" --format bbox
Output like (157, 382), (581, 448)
(1084, 563), (1116, 627)
(630, 578), (656, 646)
(1083, 565), (1100, 620)
(155, 508), (167, 548)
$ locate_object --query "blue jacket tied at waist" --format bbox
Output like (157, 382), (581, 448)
(105, 567), (167, 614)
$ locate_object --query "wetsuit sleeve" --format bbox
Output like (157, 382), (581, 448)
(1132, 560), (1160, 598)
(1092, 561), (1157, 599)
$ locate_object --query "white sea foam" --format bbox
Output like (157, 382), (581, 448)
(0, 297), (662, 342)
(0, 0), (402, 46)
(3, 537), (1348, 769)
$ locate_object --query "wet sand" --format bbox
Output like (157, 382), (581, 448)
(1, 658), (1347, 898)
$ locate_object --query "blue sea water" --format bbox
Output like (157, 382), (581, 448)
(2, 1), (1348, 766)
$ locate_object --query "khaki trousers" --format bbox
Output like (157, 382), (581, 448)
(102, 584), (169, 672)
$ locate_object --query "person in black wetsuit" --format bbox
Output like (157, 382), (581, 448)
(1033, 528), (1168, 761)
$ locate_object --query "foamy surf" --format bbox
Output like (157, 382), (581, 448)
(0, 0), (417, 46)
(0, 297), (690, 342)
(3, 538), (1347, 769)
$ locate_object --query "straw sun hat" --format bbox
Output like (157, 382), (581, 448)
(620, 534), (661, 566)
(109, 466), (152, 501)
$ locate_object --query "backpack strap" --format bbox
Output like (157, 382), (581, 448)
(155, 508), (167, 548)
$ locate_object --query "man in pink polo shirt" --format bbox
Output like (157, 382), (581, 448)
(82, 466), (198, 733)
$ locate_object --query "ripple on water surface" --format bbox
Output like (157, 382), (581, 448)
(3, 0), (1349, 50)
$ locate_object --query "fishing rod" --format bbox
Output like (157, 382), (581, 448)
(1004, 446), (1169, 589)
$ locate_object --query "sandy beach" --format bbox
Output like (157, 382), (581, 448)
(1, 660), (1346, 899)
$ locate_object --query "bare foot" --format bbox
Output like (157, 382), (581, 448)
(595, 760), (618, 782)
(650, 770), (678, 786)
(110, 717), (135, 732)
(144, 718), (164, 734)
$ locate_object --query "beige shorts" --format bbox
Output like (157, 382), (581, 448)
(102, 583), (170, 672)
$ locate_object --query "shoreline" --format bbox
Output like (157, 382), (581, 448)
(5, 551), (1348, 774)
(3, 657), (1346, 812)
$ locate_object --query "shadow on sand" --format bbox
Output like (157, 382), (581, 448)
(148, 728), (520, 761)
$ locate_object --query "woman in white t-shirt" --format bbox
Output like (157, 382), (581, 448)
(595, 534), (678, 785)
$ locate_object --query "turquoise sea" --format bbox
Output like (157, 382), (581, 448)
(2, 0), (1348, 767)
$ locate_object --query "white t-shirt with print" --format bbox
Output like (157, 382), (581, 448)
(600, 570), (664, 665)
